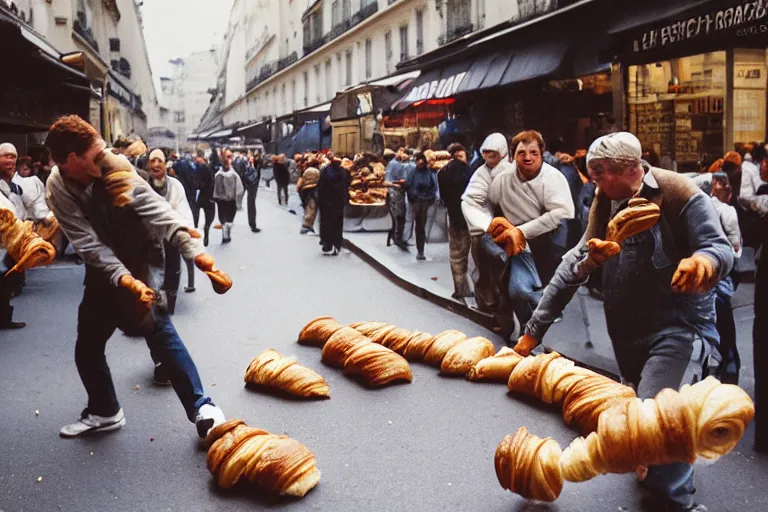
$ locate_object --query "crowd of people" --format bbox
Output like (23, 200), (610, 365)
(1, 115), (766, 511)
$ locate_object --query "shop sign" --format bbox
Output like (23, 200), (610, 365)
(634, 0), (768, 52)
(403, 72), (467, 104)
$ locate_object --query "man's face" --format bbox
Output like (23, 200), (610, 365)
(514, 141), (543, 180)
(416, 158), (427, 169)
(454, 151), (467, 164)
(59, 139), (107, 185)
(482, 150), (502, 169)
(222, 150), (233, 168)
(589, 160), (643, 200)
(0, 149), (17, 179)
(149, 155), (167, 181)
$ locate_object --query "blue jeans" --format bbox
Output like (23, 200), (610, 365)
(507, 251), (543, 328)
(75, 277), (211, 422)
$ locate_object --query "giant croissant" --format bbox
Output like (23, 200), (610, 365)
(206, 419), (321, 497)
(245, 349), (330, 398)
(298, 317), (412, 387)
(507, 351), (636, 434)
(0, 208), (56, 275)
(495, 377), (754, 502)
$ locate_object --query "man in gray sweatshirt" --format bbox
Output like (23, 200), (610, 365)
(514, 132), (733, 512)
(45, 115), (228, 440)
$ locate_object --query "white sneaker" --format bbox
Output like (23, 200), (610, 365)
(195, 404), (226, 438)
(60, 408), (126, 438)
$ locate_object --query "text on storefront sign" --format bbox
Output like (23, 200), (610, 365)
(405, 72), (467, 103)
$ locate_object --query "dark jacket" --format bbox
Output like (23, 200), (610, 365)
(318, 161), (349, 213)
(273, 162), (290, 186)
(405, 166), (438, 203)
(195, 161), (215, 202)
(437, 159), (472, 231)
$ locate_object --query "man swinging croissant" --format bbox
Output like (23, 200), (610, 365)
(511, 132), (733, 511)
(45, 115), (232, 439)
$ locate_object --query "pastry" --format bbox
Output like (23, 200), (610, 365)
(440, 337), (495, 376)
(245, 349), (330, 398)
(467, 347), (524, 382)
(0, 208), (56, 275)
(495, 427), (563, 502)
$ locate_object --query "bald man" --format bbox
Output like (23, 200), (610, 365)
(0, 142), (26, 328)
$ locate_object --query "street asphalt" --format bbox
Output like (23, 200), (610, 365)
(1, 189), (766, 512)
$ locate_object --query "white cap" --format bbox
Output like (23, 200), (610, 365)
(480, 133), (509, 159)
(587, 132), (642, 166)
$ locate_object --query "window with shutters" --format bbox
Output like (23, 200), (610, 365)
(365, 38), (372, 79)
(303, 71), (309, 107)
(399, 25), (409, 62)
(416, 9), (424, 55)
(345, 50), (352, 86)
(384, 30), (393, 74)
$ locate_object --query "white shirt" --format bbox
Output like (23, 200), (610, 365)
(740, 160), (766, 198)
(155, 176), (194, 227)
(462, 160), (574, 240)
(0, 179), (24, 219)
(12, 174), (51, 221)
(461, 159), (514, 236)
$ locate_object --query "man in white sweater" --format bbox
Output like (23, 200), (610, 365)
(462, 130), (574, 335)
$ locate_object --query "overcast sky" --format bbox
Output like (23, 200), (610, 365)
(141, 0), (234, 81)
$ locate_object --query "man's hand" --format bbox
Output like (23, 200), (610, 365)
(513, 333), (539, 357)
(494, 226), (526, 257)
(671, 254), (717, 294)
(187, 228), (202, 239)
(488, 217), (514, 239)
(605, 197), (661, 245)
(587, 238), (621, 265)
(194, 253), (233, 294)
(118, 274), (155, 307)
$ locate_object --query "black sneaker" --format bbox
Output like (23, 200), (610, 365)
(416, 254), (426, 261)
(251, 227), (261, 233)
(153, 363), (171, 386)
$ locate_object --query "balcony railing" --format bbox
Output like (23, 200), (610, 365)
(278, 51), (299, 71)
(245, 51), (300, 92)
(438, 23), (473, 45)
(73, 11), (99, 53)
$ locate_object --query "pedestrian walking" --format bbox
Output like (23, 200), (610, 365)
(273, 154), (290, 205)
(213, 148), (245, 244)
(44, 115), (226, 439)
(516, 132), (733, 511)
(193, 151), (215, 247)
(297, 166), (319, 234)
(385, 149), (409, 249)
(244, 152), (262, 233)
(318, 157), (349, 255)
(405, 152), (437, 260)
(437, 143), (473, 301)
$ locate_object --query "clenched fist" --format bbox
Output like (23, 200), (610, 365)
(488, 217), (514, 239)
(494, 226), (527, 257)
(194, 253), (233, 294)
(513, 333), (539, 357)
(671, 254), (717, 294)
(586, 239), (621, 265)
(118, 274), (155, 307)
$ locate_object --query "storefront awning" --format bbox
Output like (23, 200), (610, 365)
(331, 71), (420, 121)
(236, 120), (271, 141)
(393, 39), (571, 110)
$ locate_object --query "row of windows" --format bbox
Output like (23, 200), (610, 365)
(254, 9), (424, 117)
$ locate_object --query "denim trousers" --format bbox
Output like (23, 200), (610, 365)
(75, 280), (212, 421)
(614, 329), (717, 507)
(506, 251), (543, 329)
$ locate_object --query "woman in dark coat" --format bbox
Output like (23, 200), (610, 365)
(317, 158), (349, 255)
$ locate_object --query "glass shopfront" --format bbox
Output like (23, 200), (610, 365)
(628, 48), (768, 172)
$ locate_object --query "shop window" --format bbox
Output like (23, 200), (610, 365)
(629, 51), (726, 172)
(734, 48), (767, 146)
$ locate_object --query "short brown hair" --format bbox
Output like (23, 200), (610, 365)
(510, 130), (545, 154)
(447, 143), (466, 156)
(46, 115), (99, 164)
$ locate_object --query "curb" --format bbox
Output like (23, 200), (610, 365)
(342, 237), (620, 380)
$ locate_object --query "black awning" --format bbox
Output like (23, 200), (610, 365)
(610, 0), (768, 64)
(393, 38), (570, 110)
(236, 120), (272, 142)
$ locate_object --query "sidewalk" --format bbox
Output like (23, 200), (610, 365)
(260, 180), (757, 387)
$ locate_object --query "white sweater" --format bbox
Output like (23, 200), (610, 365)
(12, 174), (51, 221)
(741, 160), (767, 198)
(462, 161), (574, 240)
(155, 176), (194, 227)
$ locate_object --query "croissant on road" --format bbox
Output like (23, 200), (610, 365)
(507, 351), (636, 434)
(560, 376), (755, 482)
(467, 347), (524, 382)
(0, 208), (56, 275)
(206, 419), (321, 497)
(245, 349), (330, 399)
(440, 337), (495, 376)
(298, 318), (412, 387)
(495, 377), (754, 502)
(495, 426), (563, 502)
